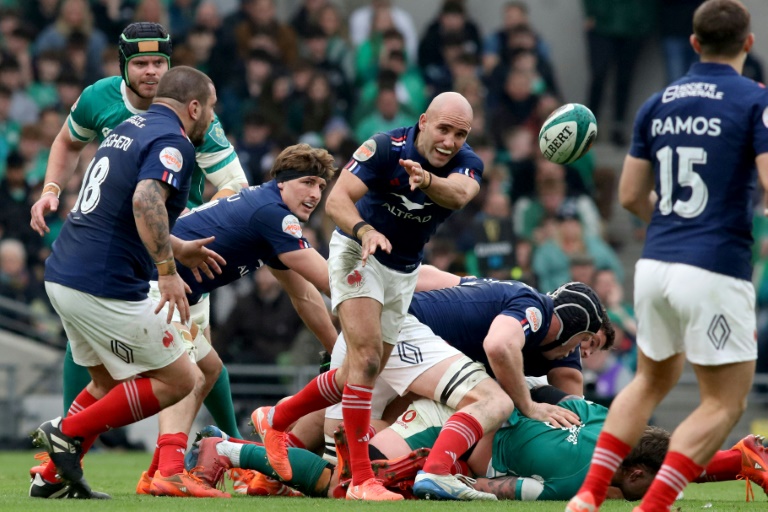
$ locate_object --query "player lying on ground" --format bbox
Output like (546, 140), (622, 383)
(187, 388), (768, 502)
(255, 277), (608, 500)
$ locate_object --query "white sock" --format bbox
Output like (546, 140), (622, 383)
(216, 440), (242, 467)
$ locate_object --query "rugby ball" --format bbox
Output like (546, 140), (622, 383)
(538, 103), (597, 165)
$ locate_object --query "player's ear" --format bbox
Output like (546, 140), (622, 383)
(690, 34), (701, 55)
(189, 99), (201, 120)
(418, 113), (427, 131)
(745, 33), (755, 53)
(629, 468), (646, 482)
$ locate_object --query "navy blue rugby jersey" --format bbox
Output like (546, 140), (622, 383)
(166, 180), (312, 304)
(630, 62), (768, 280)
(340, 124), (483, 271)
(408, 279), (581, 376)
(46, 105), (195, 301)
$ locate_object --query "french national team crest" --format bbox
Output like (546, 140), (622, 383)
(347, 270), (363, 287)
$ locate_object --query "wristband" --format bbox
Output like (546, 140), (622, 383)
(419, 171), (432, 190)
(353, 221), (373, 240)
(42, 182), (62, 198)
(155, 257), (177, 276)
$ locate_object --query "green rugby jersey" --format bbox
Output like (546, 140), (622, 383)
(66, 76), (238, 207)
(491, 399), (607, 500)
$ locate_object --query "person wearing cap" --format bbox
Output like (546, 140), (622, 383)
(27, 21), (248, 496)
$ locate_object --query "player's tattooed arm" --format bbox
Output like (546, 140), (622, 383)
(133, 178), (174, 263)
(472, 476), (517, 500)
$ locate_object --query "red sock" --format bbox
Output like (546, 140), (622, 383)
(42, 388), (99, 483)
(147, 443), (160, 476)
(579, 431), (632, 506)
(342, 383), (375, 485)
(272, 369), (342, 431)
(423, 412), (483, 475)
(640, 451), (702, 511)
(452, 459), (470, 476)
(286, 432), (306, 449)
(60, 379), (161, 439)
(696, 449), (741, 483)
(156, 433), (188, 477)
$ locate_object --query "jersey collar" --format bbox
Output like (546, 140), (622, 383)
(688, 61), (740, 77)
(120, 80), (145, 115)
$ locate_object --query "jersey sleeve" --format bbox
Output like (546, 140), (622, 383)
(343, 132), (393, 190)
(249, 203), (313, 260)
(446, 149), (484, 184)
(628, 95), (657, 161)
(139, 135), (196, 191)
(751, 88), (768, 156)
(67, 86), (98, 143)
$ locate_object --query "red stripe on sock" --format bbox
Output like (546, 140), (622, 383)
(286, 432), (306, 449)
(272, 369), (342, 431)
(578, 431), (632, 507)
(640, 451), (703, 511)
(342, 383), (374, 485)
(423, 412), (483, 475)
(61, 379), (160, 439)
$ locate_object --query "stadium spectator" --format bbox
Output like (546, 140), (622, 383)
(0, 57), (38, 126)
(482, 1), (552, 75)
(464, 190), (516, 279)
(316, 3), (354, 82)
(582, 0), (655, 146)
(532, 214), (623, 293)
(658, 0), (701, 83)
(290, 0), (329, 37)
(34, 0), (108, 87)
(0, 85), (20, 178)
(0, 152), (41, 265)
(354, 85), (415, 144)
(418, 1), (482, 73)
(348, 0), (418, 62)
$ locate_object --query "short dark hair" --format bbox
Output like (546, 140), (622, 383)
(270, 143), (337, 181)
(600, 310), (616, 351)
(621, 426), (670, 474)
(155, 66), (213, 105)
(693, 0), (750, 57)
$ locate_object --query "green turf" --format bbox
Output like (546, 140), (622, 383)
(1, 451), (765, 511)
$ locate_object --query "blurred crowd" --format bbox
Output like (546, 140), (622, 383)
(0, 0), (767, 403)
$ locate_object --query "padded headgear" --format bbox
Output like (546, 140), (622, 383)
(118, 22), (172, 87)
(544, 282), (603, 349)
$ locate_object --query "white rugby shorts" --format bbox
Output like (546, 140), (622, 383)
(325, 315), (488, 419)
(634, 259), (757, 365)
(46, 282), (188, 380)
(149, 281), (212, 361)
(328, 230), (418, 344)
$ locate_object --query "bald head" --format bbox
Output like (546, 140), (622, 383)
(426, 92), (473, 121)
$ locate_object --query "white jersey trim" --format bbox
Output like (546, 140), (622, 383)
(67, 115), (97, 142)
(195, 146), (235, 170)
(120, 81), (144, 115)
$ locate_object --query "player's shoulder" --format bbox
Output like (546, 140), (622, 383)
(79, 76), (123, 104)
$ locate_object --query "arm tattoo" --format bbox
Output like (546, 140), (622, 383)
(473, 476), (518, 500)
(133, 179), (173, 262)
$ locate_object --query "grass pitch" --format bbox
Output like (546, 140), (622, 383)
(0, 450), (765, 511)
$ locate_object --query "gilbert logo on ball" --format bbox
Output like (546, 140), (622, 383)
(539, 103), (597, 165)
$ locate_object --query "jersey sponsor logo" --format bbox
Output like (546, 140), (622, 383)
(390, 193), (433, 211)
(380, 201), (432, 223)
(126, 115), (146, 128)
(282, 214), (303, 238)
(346, 269), (363, 287)
(353, 139), (376, 161)
(207, 121), (229, 147)
(651, 116), (721, 137)
(401, 410), (417, 423)
(160, 147), (184, 172)
(525, 307), (543, 332)
(662, 82), (723, 103)
(162, 331), (174, 348)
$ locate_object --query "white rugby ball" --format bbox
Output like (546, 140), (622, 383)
(538, 103), (597, 165)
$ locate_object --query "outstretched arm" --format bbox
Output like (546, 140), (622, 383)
(269, 266), (337, 353)
(400, 158), (479, 210)
(30, 124), (89, 235)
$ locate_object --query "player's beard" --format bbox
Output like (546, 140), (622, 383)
(189, 117), (208, 146)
